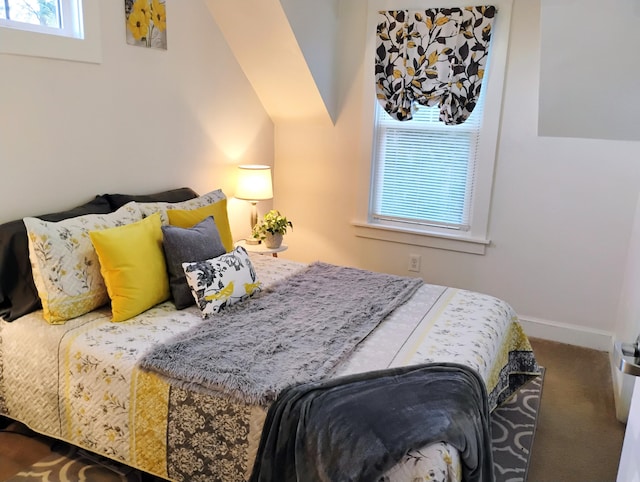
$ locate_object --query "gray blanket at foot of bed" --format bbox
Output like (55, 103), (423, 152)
(250, 362), (494, 482)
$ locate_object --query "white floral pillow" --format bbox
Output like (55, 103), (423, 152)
(23, 202), (142, 324)
(136, 188), (226, 225)
(182, 246), (262, 317)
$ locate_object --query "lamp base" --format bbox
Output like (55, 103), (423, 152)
(245, 238), (260, 245)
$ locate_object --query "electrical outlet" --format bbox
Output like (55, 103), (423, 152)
(408, 254), (421, 272)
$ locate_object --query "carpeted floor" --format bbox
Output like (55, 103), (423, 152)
(527, 338), (625, 481)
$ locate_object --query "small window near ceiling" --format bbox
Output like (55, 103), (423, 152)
(0, 0), (100, 63)
(0, 0), (82, 39)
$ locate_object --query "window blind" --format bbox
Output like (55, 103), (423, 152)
(370, 92), (485, 232)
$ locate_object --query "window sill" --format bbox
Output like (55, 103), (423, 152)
(352, 221), (490, 255)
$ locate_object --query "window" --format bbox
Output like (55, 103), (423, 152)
(0, 0), (100, 63)
(0, 0), (81, 38)
(354, 0), (513, 255)
(371, 88), (485, 233)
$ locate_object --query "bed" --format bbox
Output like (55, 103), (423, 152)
(0, 187), (539, 482)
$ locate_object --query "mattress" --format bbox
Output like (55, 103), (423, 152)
(0, 254), (538, 481)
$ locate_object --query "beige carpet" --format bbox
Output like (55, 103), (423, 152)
(527, 338), (625, 481)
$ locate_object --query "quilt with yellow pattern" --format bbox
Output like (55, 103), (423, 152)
(0, 255), (538, 482)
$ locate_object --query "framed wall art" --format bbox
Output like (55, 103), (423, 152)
(125, 0), (167, 50)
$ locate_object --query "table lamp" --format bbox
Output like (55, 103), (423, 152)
(236, 165), (273, 244)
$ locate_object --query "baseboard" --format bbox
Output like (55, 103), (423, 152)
(518, 315), (613, 351)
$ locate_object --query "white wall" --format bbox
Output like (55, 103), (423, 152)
(279, 0), (339, 122)
(0, 0), (274, 242)
(539, 0), (640, 141)
(275, 0), (640, 349)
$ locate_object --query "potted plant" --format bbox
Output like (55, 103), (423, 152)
(252, 210), (293, 249)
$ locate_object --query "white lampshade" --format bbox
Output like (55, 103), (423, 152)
(236, 165), (273, 201)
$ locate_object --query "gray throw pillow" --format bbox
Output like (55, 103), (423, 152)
(162, 216), (226, 309)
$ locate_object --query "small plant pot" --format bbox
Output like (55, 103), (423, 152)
(264, 232), (283, 249)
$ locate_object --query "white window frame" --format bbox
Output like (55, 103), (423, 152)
(0, 0), (101, 63)
(353, 0), (513, 255)
(0, 0), (79, 37)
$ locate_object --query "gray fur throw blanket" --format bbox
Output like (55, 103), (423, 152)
(138, 262), (424, 405)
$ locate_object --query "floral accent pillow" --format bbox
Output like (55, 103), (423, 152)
(182, 246), (262, 317)
(23, 202), (142, 324)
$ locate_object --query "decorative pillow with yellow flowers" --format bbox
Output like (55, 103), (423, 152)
(182, 246), (262, 317)
(23, 202), (142, 324)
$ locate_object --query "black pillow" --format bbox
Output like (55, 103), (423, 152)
(0, 195), (112, 322)
(105, 187), (199, 210)
(162, 216), (226, 309)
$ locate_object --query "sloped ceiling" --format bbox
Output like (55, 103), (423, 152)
(204, 0), (337, 126)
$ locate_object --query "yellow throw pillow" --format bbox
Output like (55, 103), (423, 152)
(89, 212), (170, 322)
(135, 188), (227, 225)
(166, 199), (233, 252)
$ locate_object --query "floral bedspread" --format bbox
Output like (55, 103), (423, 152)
(0, 255), (538, 482)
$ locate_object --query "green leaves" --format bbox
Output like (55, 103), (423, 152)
(252, 210), (293, 240)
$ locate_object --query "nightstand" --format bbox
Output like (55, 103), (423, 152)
(235, 239), (288, 258)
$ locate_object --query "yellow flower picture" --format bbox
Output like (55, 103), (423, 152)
(125, 0), (167, 50)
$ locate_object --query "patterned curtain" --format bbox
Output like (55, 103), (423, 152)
(375, 6), (497, 124)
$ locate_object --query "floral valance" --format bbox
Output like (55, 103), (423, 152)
(375, 6), (497, 124)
